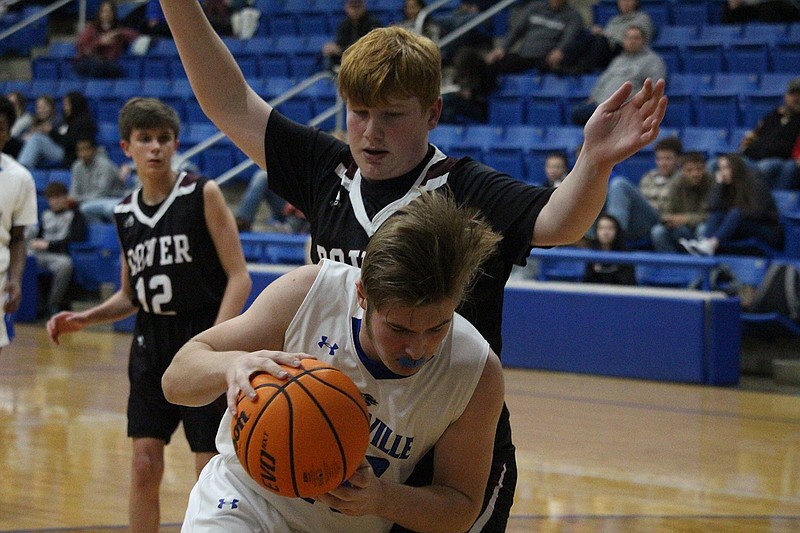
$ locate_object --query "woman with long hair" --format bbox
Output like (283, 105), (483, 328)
(681, 153), (784, 256)
(74, 0), (139, 78)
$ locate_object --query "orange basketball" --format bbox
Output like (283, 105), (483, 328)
(231, 359), (370, 498)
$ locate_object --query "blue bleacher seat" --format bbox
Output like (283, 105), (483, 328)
(670, 2), (709, 25)
(694, 92), (741, 129)
(117, 56), (143, 78)
(662, 93), (694, 127)
(651, 43), (682, 73)
(500, 125), (547, 150)
(681, 126), (730, 156)
(70, 223), (120, 292)
(760, 73), (796, 92)
(699, 24), (743, 43)
(265, 12), (299, 35)
(276, 96), (315, 124)
(742, 91), (782, 128)
(668, 73), (713, 93)
(32, 57), (61, 80)
(257, 54), (291, 78)
(725, 41), (771, 74)
(773, 190), (800, 215)
(655, 25), (699, 46)
(593, 2), (618, 27)
(485, 148), (525, 180)
(525, 95), (565, 127)
(613, 151), (653, 184)
(429, 124), (464, 151)
(460, 125), (505, 153)
(488, 95), (525, 126)
(641, 2), (670, 27)
(544, 126), (583, 153)
(787, 22), (800, 41)
(97, 122), (119, 146)
(47, 169), (71, 189)
(742, 22), (787, 43)
(712, 73), (759, 92)
(682, 43), (725, 73)
(770, 42), (800, 72)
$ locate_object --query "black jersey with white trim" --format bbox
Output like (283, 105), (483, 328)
(265, 111), (555, 354)
(113, 172), (227, 316)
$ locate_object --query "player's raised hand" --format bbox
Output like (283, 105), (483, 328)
(582, 79), (667, 169)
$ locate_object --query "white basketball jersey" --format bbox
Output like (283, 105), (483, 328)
(215, 259), (490, 532)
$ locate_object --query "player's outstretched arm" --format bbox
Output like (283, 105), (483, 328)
(533, 79), (667, 246)
(46, 254), (138, 345)
(158, 0), (271, 168)
(317, 350), (505, 532)
(162, 264), (320, 409)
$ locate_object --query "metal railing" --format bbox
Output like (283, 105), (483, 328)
(0, 0), (87, 43)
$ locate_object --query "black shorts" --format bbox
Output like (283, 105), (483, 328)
(127, 312), (224, 452)
(389, 402), (517, 533)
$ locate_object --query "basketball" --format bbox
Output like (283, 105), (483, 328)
(231, 359), (370, 498)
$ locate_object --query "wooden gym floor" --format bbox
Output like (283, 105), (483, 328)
(1, 323), (799, 532)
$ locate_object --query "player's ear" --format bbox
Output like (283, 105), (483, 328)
(119, 139), (131, 158)
(355, 280), (367, 311)
(427, 96), (442, 130)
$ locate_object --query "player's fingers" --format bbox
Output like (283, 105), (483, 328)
(598, 81), (633, 112)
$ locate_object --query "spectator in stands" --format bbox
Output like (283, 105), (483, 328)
(202, 0), (256, 37)
(0, 94), (38, 357)
(568, 0), (654, 74)
(18, 91), (98, 170)
(2, 92), (30, 159)
(485, 0), (584, 76)
(436, 0), (495, 63)
(650, 151), (713, 253)
(234, 168), (309, 234)
(721, 0), (800, 23)
(74, 0), (139, 79)
(545, 151), (570, 187)
(70, 137), (126, 223)
(393, 0), (440, 41)
(571, 25), (665, 125)
(738, 76), (800, 191)
(583, 213), (637, 285)
(681, 153), (784, 256)
(7, 92), (32, 140)
(321, 0), (381, 71)
(604, 136), (683, 242)
(29, 181), (88, 316)
(440, 46), (496, 124)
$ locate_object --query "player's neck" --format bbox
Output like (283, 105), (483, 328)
(139, 170), (178, 206)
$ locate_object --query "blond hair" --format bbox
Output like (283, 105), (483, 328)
(338, 26), (441, 109)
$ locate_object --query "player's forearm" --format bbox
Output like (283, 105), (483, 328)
(6, 238), (27, 286)
(81, 290), (137, 325)
(376, 481), (480, 533)
(162, 339), (232, 406)
(214, 270), (252, 325)
(158, 0), (248, 124)
(534, 151), (612, 246)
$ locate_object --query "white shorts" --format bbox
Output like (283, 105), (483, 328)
(182, 454), (294, 533)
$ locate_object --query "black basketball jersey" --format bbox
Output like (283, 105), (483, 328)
(264, 112), (556, 355)
(113, 172), (227, 318)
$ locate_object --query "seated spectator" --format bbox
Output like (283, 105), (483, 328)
(202, 0), (257, 37)
(681, 153), (784, 256)
(721, 0), (800, 23)
(74, 0), (139, 79)
(738, 77), (800, 190)
(70, 137), (126, 223)
(544, 150), (569, 187)
(583, 213), (637, 285)
(485, 0), (584, 77)
(568, 0), (655, 74)
(436, 0), (494, 63)
(650, 151), (713, 253)
(604, 136), (683, 242)
(571, 25), (665, 125)
(18, 91), (98, 170)
(234, 169), (309, 234)
(2, 91), (30, 159)
(29, 182), (88, 316)
(393, 0), (440, 41)
(123, 0), (173, 38)
(321, 0), (381, 71)
(7, 92), (32, 140)
(440, 46), (496, 124)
